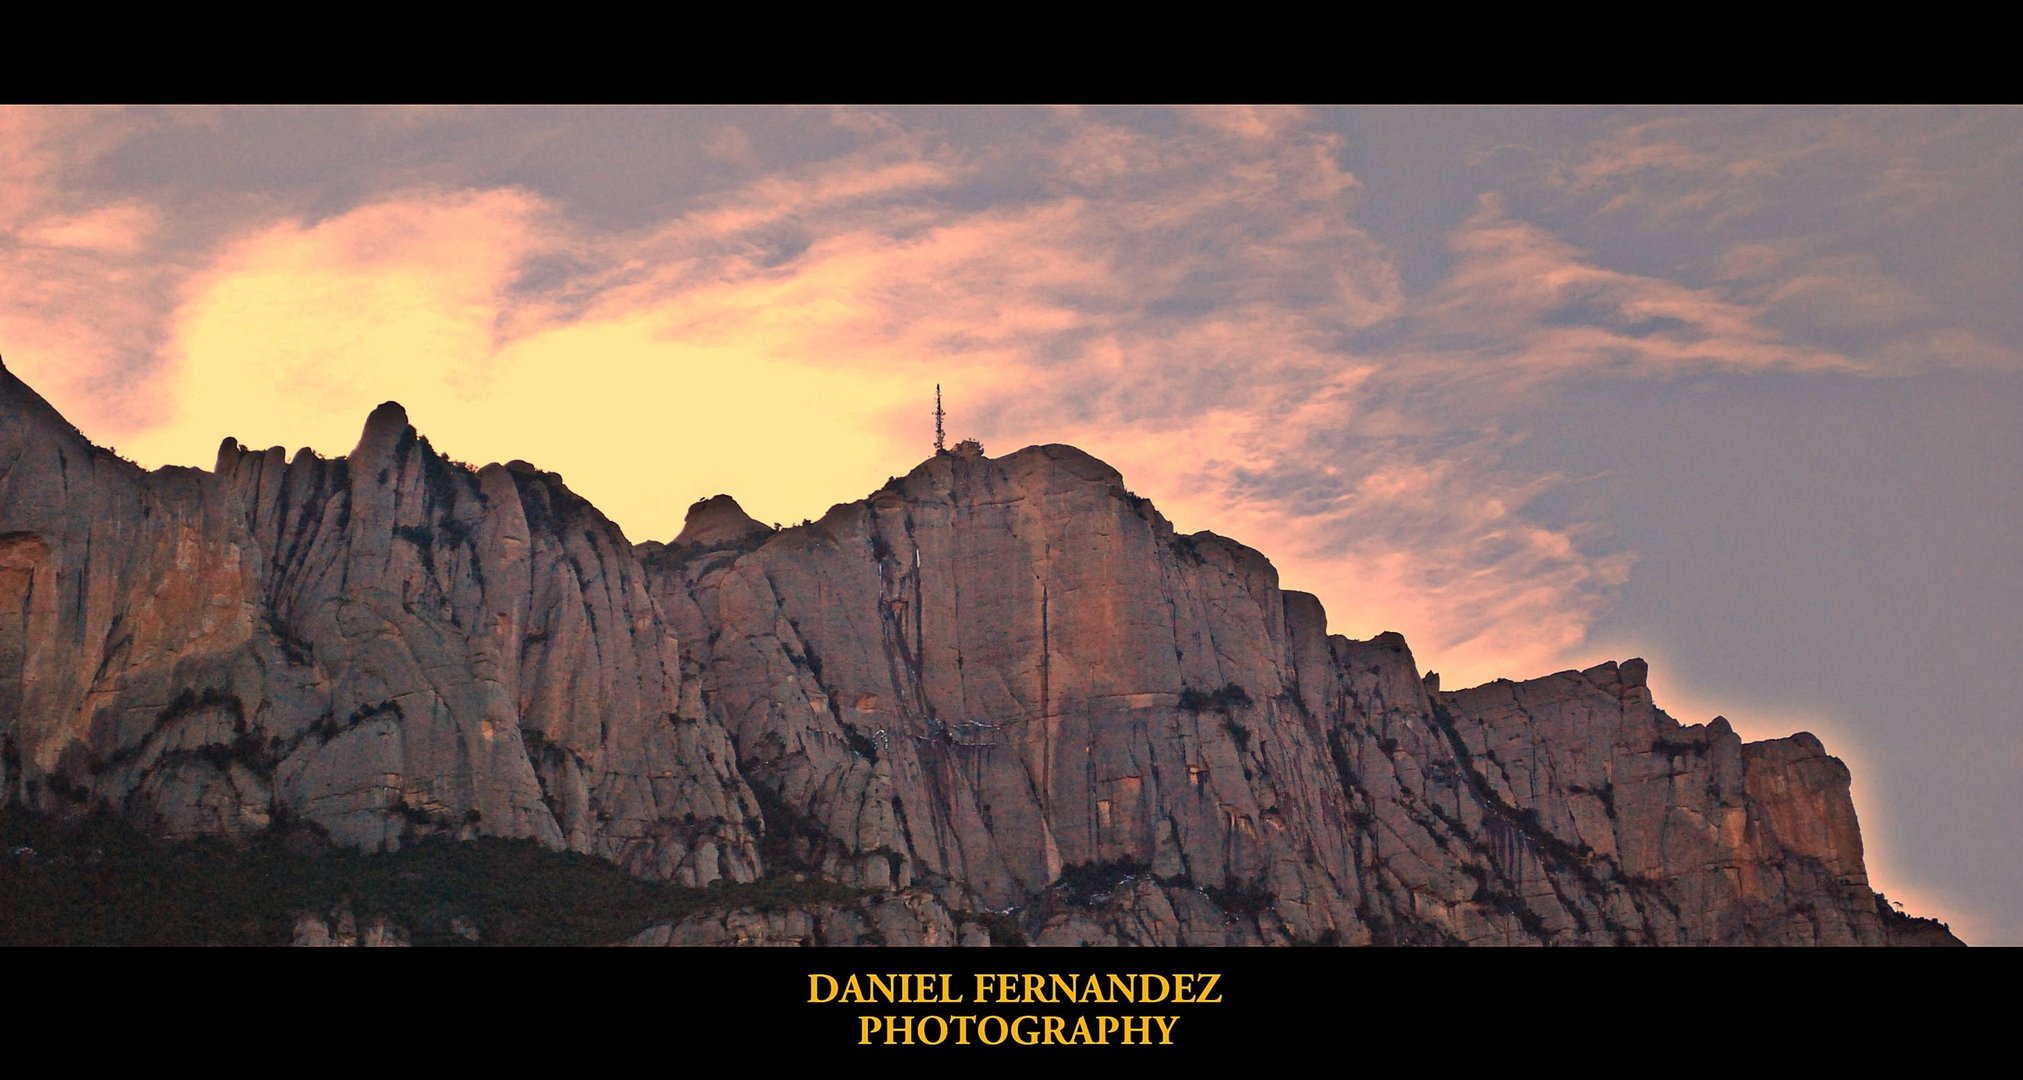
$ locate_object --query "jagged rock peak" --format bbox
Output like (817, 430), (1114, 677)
(0, 355), (85, 440)
(355, 400), (413, 458)
(1619, 656), (1649, 687)
(0, 360), (1966, 946)
(674, 495), (772, 548)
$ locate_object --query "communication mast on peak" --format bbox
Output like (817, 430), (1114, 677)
(934, 384), (946, 454)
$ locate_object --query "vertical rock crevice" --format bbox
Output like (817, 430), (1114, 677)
(0, 359), (1954, 944)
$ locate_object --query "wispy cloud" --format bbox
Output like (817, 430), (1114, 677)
(1548, 115), (1819, 225)
(1534, 108), (2023, 377)
(128, 186), (556, 465)
(0, 108), (183, 435)
(1405, 193), (1858, 383)
(0, 107), (1747, 685)
(3, 103), (2015, 942)
(6, 105), (2009, 689)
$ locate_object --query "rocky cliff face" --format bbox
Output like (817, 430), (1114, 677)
(0, 363), (756, 884)
(0, 358), (1958, 944)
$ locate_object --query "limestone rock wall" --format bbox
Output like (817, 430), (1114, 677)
(645, 445), (1901, 945)
(0, 356), (1945, 944)
(0, 363), (759, 883)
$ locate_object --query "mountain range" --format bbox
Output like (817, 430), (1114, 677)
(0, 357), (1961, 945)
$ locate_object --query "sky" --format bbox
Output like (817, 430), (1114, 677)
(2, 105), (2016, 943)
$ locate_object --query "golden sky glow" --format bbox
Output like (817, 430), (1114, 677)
(7, 106), (2012, 688)
(4, 105), (2020, 940)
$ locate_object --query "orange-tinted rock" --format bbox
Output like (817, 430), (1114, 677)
(0, 356), (1959, 944)
(0, 359), (757, 883)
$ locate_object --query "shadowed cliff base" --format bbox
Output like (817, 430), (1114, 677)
(0, 356), (1963, 944)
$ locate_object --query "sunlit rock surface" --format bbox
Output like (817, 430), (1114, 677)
(0, 357), (1959, 945)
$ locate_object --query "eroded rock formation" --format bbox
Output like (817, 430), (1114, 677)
(0, 358), (1958, 944)
(0, 364), (756, 884)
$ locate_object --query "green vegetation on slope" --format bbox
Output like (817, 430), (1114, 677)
(0, 809), (864, 946)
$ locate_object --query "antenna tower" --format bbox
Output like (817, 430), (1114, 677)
(934, 384), (946, 453)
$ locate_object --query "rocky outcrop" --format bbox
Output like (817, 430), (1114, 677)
(1874, 894), (1966, 947)
(627, 887), (987, 947)
(643, 445), (1925, 945)
(0, 360), (758, 884)
(0, 356), (1958, 944)
(291, 906), (412, 947)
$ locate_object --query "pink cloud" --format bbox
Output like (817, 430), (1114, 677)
(703, 123), (755, 167)
(0, 109), (182, 435)
(8, 109), (1617, 689)
(11, 107), (1886, 692)
(682, 157), (961, 238)
(1181, 105), (1313, 143)
(1410, 194), (1858, 381)
(2, 105), (2008, 945)
(1548, 114), (1820, 225)
(19, 201), (158, 255)
(124, 187), (556, 463)
(1555, 119), (1719, 190)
